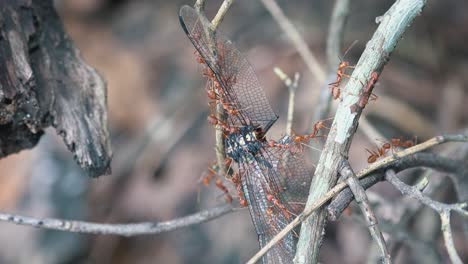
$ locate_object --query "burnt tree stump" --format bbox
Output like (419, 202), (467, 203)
(0, 0), (111, 177)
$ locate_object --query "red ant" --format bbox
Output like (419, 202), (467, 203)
(329, 41), (358, 100)
(215, 178), (233, 203)
(367, 136), (417, 163)
(391, 137), (416, 149)
(291, 118), (331, 145)
(268, 118), (331, 153)
(231, 172), (248, 207)
(265, 208), (276, 225)
(199, 162), (235, 203)
(357, 72), (380, 108)
(207, 114), (238, 134)
(366, 146), (387, 163)
(266, 192), (292, 220)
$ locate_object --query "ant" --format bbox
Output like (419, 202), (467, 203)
(329, 41), (358, 100)
(357, 72), (380, 108)
(291, 118), (331, 144)
(391, 137), (416, 149)
(268, 118), (331, 153)
(366, 146), (387, 163)
(231, 172), (248, 207)
(199, 160), (236, 203)
(207, 114), (238, 134)
(266, 192), (292, 220)
(367, 136), (417, 163)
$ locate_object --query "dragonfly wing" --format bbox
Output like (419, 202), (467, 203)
(240, 159), (300, 264)
(179, 5), (278, 132)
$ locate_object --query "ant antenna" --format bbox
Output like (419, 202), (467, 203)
(338, 40), (359, 62)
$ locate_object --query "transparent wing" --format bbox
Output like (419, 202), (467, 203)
(240, 161), (296, 264)
(179, 5), (278, 132)
(240, 146), (312, 263)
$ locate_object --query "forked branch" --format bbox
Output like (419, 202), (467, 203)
(246, 134), (466, 264)
(193, 0), (236, 176)
(385, 170), (467, 264)
(339, 160), (391, 263)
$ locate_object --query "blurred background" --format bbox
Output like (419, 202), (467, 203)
(0, 0), (467, 263)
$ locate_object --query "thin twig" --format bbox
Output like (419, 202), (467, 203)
(246, 134), (466, 264)
(313, 0), (351, 122)
(328, 152), (468, 219)
(385, 170), (467, 264)
(380, 219), (441, 262)
(339, 160), (391, 263)
(274, 67), (300, 135)
(194, 0), (206, 11)
(260, 0), (326, 82)
(326, 0), (351, 72)
(211, 0), (234, 30)
(440, 212), (463, 264)
(194, 0), (236, 176)
(0, 205), (234, 236)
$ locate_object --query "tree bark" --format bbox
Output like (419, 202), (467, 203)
(0, 0), (111, 177)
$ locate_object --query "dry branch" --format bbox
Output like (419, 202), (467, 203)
(260, 0), (326, 83)
(313, 0), (351, 122)
(385, 170), (467, 264)
(193, 0), (236, 176)
(0, 205), (234, 236)
(246, 134), (466, 264)
(328, 152), (468, 219)
(339, 161), (391, 263)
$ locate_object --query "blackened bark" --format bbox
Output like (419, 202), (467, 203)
(0, 0), (111, 177)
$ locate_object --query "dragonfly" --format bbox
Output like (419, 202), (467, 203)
(179, 5), (312, 263)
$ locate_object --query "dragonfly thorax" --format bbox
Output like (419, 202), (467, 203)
(225, 126), (263, 163)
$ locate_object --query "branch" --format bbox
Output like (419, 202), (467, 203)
(295, 1), (428, 262)
(339, 160), (391, 263)
(375, 219), (442, 262)
(211, 0), (234, 30)
(0, 205), (234, 236)
(193, 0), (236, 176)
(246, 134), (465, 264)
(274, 67), (300, 135)
(385, 170), (467, 264)
(328, 152), (468, 220)
(440, 212), (463, 264)
(260, 0), (326, 82)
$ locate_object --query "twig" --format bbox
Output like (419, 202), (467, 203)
(274, 67), (300, 135)
(440, 212), (463, 264)
(326, 0), (351, 73)
(385, 170), (467, 264)
(328, 152), (468, 219)
(295, 1), (428, 262)
(193, 0), (236, 176)
(260, 0), (326, 82)
(211, 0), (234, 30)
(194, 0), (206, 11)
(374, 219), (442, 262)
(313, 0), (351, 122)
(0, 205), (234, 236)
(359, 134), (467, 178)
(339, 160), (391, 263)
(246, 134), (465, 264)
